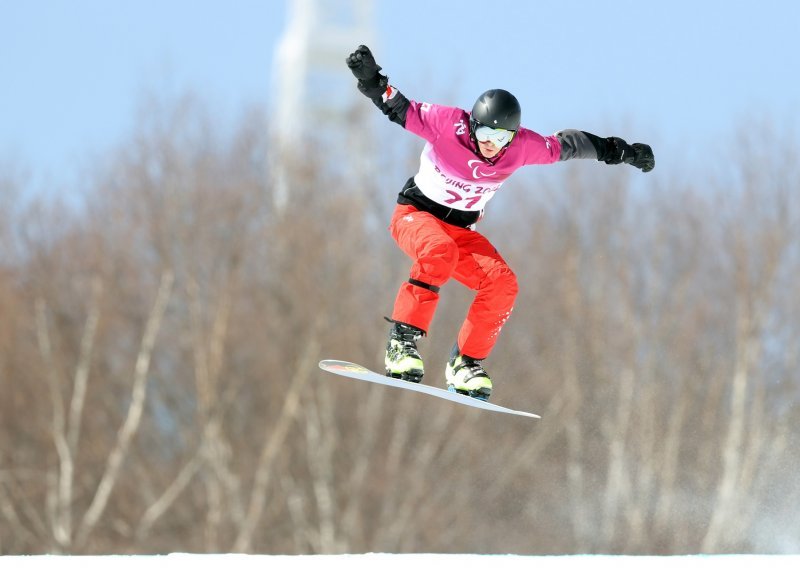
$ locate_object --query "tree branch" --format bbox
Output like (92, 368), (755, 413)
(35, 299), (72, 549)
(232, 325), (321, 553)
(75, 270), (174, 549)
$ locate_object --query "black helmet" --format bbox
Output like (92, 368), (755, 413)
(470, 89), (521, 132)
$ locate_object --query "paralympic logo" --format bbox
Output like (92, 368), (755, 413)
(467, 159), (497, 179)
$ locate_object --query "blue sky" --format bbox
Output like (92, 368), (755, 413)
(2, 0), (799, 192)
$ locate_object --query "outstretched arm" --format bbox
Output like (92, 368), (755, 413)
(346, 45), (410, 127)
(557, 129), (655, 172)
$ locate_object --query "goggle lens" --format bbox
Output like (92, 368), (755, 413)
(474, 124), (514, 148)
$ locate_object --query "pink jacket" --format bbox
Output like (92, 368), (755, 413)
(404, 101), (561, 213)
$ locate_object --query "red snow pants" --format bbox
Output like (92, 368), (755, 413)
(389, 204), (518, 360)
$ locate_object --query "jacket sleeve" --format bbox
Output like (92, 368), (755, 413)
(518, 129), (562, 165)
(556, 129), (616, 162)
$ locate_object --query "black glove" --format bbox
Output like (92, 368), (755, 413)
(604, 137), (655, 173)
(346, 45), (382, 82)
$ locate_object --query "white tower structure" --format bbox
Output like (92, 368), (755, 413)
(271, 0), (377, 211)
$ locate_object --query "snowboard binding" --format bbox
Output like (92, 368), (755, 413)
(387, 369), (424, 383)
(447, 385), (490, 401)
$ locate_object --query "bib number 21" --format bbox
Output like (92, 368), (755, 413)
(444, 190), (482, 209)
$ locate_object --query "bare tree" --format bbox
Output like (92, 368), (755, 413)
(1, 95), (798, 555)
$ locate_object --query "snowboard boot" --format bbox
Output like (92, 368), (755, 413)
(385, 321), (425, 383)
(445, 344), (492, 401)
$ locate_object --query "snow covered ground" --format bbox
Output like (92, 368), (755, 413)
(3, 555), (800, 567)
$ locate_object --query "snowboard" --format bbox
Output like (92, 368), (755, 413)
(319, 360), (540, 419)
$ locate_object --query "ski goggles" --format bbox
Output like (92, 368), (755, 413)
(474, 124), (515, 148)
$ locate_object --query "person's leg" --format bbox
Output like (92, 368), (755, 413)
(388, 205), (459, 333)
(438, 227), (517, 398)
(448, 228), (518, 360)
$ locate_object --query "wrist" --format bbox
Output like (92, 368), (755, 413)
(602, 137), (633, 165)
(358, 73), (389, 99)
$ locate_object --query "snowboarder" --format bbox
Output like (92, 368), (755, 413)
(346, 45), (654, 400)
